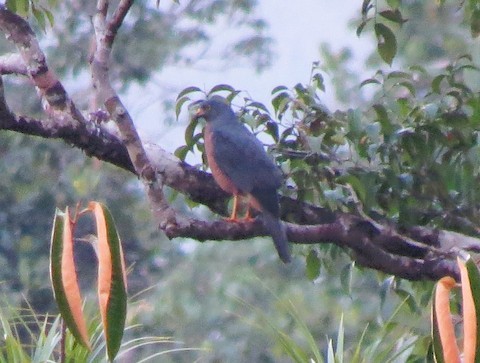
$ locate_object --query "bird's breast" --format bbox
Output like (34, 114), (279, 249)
(204, 125), (239, 195)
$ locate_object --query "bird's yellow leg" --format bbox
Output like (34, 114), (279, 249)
(241, 195), (255, 221)
(231, 194), (239, 220)
(224, 194), (255, 221)
(224, 194), (239, 221)
(243, 208), (255, 221)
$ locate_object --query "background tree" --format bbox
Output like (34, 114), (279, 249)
(0, 0), (480, 361)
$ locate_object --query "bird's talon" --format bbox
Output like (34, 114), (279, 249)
(223, 217), (238, 222)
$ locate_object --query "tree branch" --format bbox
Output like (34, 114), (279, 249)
(0, 102), (476, 281)
(0, 5), (86, 126)
(91, 0), (181, 231)
(107, 0), (134, 47)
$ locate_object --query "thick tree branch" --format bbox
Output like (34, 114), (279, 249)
(0, 104), (476, 281)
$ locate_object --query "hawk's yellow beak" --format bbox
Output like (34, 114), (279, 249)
(195, 107), (205, 117)
(192, 105), (207, 121)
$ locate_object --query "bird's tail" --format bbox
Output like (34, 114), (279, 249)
(262, 212), (291, 263)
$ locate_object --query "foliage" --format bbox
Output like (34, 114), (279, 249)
(167, 2), (480, 359)
(1, 0), (480, 362)
(0, 298), (203, 362)
(0, 134), (156, 301)
(356, 0), (480, 67)
(5, 0), (55, 32)
(177, 52), (480, 235)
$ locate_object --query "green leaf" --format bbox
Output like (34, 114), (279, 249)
(185, 117), (200, 147)
(177, 86), (202, 100)
(360, 78), (381, 88)
(373, 104), (395, 136)
(387, 71), (412, 80)
(327, 339), (335, 363)
(225, 90), (241, 103)
(432, 74), (446, 94)
(464, 257), (480, 360)
(11, 0), (29, 17)
(471, 9), (480, 37)
(174, 145), (190, 161)
(361, 0), (373, 16)
(103, 206), (128, 362)
(43, 7), (55, 27)
(271, 85), (288, 95)
(340, 262), (354, 295)
(395, 288), (418, 313)
(312, 73), (325, 92)
(209, 84), (236, 94)
(374, 23), (397, 65)
(175, 96), (191, 120)
(343, 174), (366, 205)
(379, 9), (407, 25)
(247, 100), (270, 114)
(305, 249), (321, 280)
(265, 121), (279, 142)
(293, 83), (308, 97)
(356, 20), (369, 37)
(6, 0), (17, 13)
(271, 91), (290, 116)
(89, 202), (127, 362)
(386, 0), (401, 8)
(380, 276), (395, 308)
(396, 81), (416, 96)
(32, 5), (46, 32)
(336, 314), (345, 363)
(409, 65), (427, 74)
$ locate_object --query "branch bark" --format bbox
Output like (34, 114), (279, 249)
(91, 0), (180, 230)
(0, 6), (85, 126)
(0, 4), (476, 282)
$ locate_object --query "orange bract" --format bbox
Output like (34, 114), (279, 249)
(458, 258), (477, 363)
(50, 207), (90, 349)
(88, 202), (113, 333)
(434, 276), (460, 363)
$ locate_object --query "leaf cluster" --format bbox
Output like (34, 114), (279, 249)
(357, 0), (480, 66)
(176, 51), (480, 237)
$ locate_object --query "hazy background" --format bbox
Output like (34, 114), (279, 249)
(126, 1), (373, 149)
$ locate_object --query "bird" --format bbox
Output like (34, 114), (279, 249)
(191, 97), (291, 263)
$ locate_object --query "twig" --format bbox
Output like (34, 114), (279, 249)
(107, 0), (134, 47)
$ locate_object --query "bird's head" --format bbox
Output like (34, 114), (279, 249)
(190, 97), (234, 123)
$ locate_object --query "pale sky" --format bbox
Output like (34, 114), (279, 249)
(127, 1), (373, 151)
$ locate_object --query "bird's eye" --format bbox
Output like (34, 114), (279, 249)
(204, 105), (211, 112)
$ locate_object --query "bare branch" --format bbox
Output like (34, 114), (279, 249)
(91, 0), (178, 227)
(0, 6), (86, 126)
(91, 0), (152, 177)
(107, 0), (134, 47)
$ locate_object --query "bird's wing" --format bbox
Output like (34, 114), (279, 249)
(210, 124), (282, 193)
